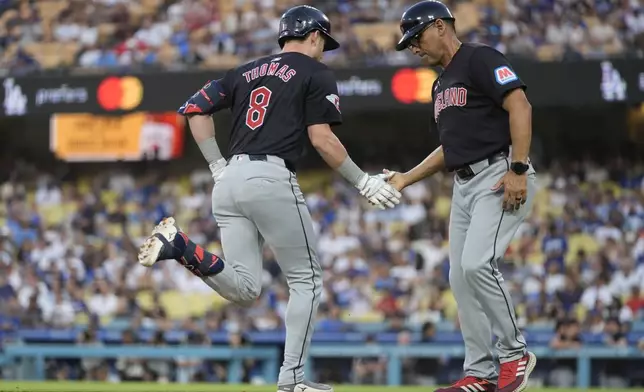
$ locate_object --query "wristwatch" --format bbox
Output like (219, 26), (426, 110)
(510, 161), (529, 175)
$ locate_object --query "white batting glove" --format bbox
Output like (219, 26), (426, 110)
(356, 173), (402, 209)
(372, 173), (402, 208)
(208, 158), (227, 184)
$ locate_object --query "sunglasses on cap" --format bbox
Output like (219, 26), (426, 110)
(408, 20), (441, 48)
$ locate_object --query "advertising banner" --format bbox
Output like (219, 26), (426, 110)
(2, 59), (643, 117)
(50, 112), (185, 161)
(1, 74), (148, 116)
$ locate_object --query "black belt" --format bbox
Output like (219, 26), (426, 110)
(454, 152), (507, 180)
(246, 154), (296, 173)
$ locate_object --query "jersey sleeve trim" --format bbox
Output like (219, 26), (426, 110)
(498, 84), (526, 100)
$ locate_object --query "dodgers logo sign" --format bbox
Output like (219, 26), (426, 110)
(3, 78), (27, 116)
(600, 61), (626, 102)
(494, 66), (518, 85)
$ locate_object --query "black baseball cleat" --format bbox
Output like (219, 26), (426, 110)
(138, 217), (181, 267)
(277, 380), (333, 392)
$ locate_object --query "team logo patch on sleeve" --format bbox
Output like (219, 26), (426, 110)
(494, 66), (518, 85)
(326, 94), (341, 113)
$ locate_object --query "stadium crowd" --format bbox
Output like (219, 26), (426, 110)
(1, 157), (644, 384)
(0, 0), (643, 74)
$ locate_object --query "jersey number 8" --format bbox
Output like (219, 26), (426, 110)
(246, 86), (273, 130)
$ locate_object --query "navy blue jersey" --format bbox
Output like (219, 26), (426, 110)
(179, 52), (342, 165)
(431, 43), (526, 170)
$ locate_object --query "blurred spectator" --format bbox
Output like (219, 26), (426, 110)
(397, 329), (416, 385)
(228, 331), (264, 384)
(609, 257), (642, 297)
(603, 317), (627, 347)
(87, 279), (119, 318)
(601, 318), (629, 387)
(554, 273), (583, 315)
(115, 329), (146, 382)
(352, 334), (387, 385)
(626, 286), (644, 318)
(580, 273), (613, 310)
(175, 330), (212, 383)
(44, 288), (76, 328)
(0, 273), (15, 303)
(413, 322), (444, 386)
(76, 328), (107, 381)
(146, 331), (172, 383)
(548, 318), (582, 387)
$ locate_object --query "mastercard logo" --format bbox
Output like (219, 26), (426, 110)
(97, 76), (143, 111)
(391, 68), (438, 104)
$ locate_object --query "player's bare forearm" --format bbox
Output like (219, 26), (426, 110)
(186, 114), (223, 163)
(403, 145), (445, 186)
(503, 89), (532, 163)
(187, 114), (215, 142)
(309, 126), (347, 168)
(308, 123), (366, 186)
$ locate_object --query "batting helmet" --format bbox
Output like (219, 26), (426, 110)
(395, 0), (455, 51)
(278, 5), (340, 52)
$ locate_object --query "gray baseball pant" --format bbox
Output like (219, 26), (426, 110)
(448, 156), (536, 381)
(200, 154), (321, 386)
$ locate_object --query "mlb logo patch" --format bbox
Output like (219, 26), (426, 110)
(494, 66), (518, 85)
(326, 94), (341, 113)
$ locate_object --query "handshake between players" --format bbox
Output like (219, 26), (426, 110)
(353, 170), (401, 210)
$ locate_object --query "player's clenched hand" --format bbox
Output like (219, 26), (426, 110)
(382, 169), (408, 191)
(209, 158), (227, 184)
(491, 171), (527, 211)
(356, 174), (402, 209)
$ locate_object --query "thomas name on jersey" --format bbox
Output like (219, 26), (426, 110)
(434, 87), (467, 122)
(242, 62), (297, 84)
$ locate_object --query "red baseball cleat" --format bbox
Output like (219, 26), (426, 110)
(435, 376), (496, 392)
(496, 351), (537, 392)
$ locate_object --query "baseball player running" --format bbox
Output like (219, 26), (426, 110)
(385, 2), (537, 392)
(137, 5), (401, 392)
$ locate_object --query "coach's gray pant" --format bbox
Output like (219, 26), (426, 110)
(449, 157), (536, 382)
(202, 154), (321, 386)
